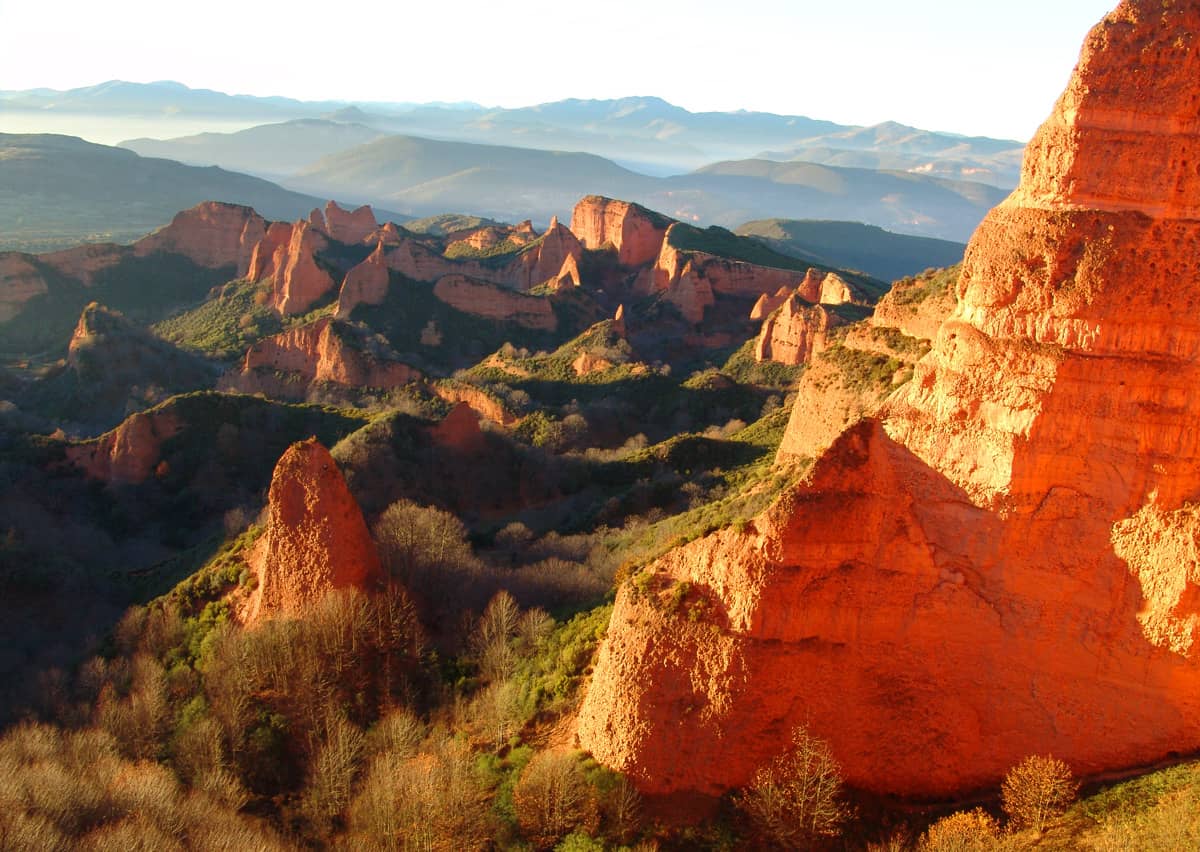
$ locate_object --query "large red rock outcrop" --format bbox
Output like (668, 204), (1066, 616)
(135, 201), (266, 276)
(67, 409), (182, 484)
(753, 296), (844, 366)
(432, 274), (557, 331)
(321, 201), (378, 245)
(0, 202), (266, 324)
(570, 196), (670, 267)
(647, 225), (806, 323)
(220, 317), (420, 399)
(336, 243), (390, 318)
(247, 219), (335, 316)
(578, 0), (1200, 801)
(246, 439), (382, 622)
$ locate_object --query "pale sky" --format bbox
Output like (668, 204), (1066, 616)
(0, 0), (1118, 141)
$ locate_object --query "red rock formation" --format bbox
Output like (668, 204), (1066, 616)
(246, 439), (382, 622)
(429, 402), (485, 453)
(612, 304), (627, 338)
(247, 219), (335, 316)
(794, 268), (861, 306)
(570, 196), (670, 267)
(749, 287), (792, 321)
(578, 0), (1200, 800)
(246, 221), (293, 283)
(322, 201), (378, 245)
(220, 317), (420, 399)
(870, 267), (959, 343)
(571, 351), (614, 376)
(432, 383), (519, 426)
(432, 274), (557, 331)
(649, 227), (803, 323)
(336, 243), (390, 318)
(519, 218), (583, 289)
(0, 255), (47, 322)
(753, 296), (844, 366)
(39, 243), (124, 287)
(135, 201), (266, 276)
(67, 409), (182, 484)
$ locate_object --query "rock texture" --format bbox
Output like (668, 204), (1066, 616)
(570, 196), (670, 267)
(753, 297), (844, 366)
(246, 439), (382, 622)
(578, 0), (1200, 800)
(644, 226), (815, 324)
(67, 409), (183, 484)
(321, 201), (378, 245)
(432, 274), (557, 331)
(336, 243), (390, 318)
(247, 219), (335, 316)
(220, 317), (420, 399)
(135, 201), (266, 276)
(0, 202), (269, 324)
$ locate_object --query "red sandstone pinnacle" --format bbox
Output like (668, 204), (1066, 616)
(576, 0), (1200, 801)
(246, 219), (335, 316)
(336, 242), (390, 317)
(246, 439), (382, 622)
(753, 297), (843, 366)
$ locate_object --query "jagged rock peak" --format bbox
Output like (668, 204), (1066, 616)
(247, 439), (382, 622)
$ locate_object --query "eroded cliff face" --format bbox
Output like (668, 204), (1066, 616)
(432, 274), (557, 331)
(578, 0), (1200, 800)
(320, 201), (378, 245)
(220, 317), (420, 399)
(67, 409), (183, 484)
(135, 201), (266, 276)
(246, 439), (382, 622)
(247, 218), (335, 317)
(570, 196), (670, 267)
(753, 297), (845, 366)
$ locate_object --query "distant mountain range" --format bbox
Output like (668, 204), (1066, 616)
(4, 80), (1024, 180)
(120, 122), (1007, 242)
(0, 133), (402, 252)
(2, 81), (1023, 245)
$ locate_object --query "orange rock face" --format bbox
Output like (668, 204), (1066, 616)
(432, 383), (519, 427)
(246, 439), (382, 622)
(67, 409), (182, 484)
(321, 201), (378, 245)
(753, 297), (844, 366)
(578, 0), (1200, 800)
(220, 317), (420, 399)
(336, 243), (390, 318)
(429, 402), (486, 453)
(247, 219), (335, 316)
(135, 201), (266, 276)
(648, 226), (806, 324)
(569, 196), (670, 267)
(432, 274), (557, 331)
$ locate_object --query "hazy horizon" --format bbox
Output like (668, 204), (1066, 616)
(1, 0), (1117, 141)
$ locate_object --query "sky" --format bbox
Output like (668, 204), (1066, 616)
(0, 0), (1118, 141)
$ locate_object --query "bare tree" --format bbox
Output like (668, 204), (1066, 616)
(735, 725), (850, 849)
(512, 751), (600, 850)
